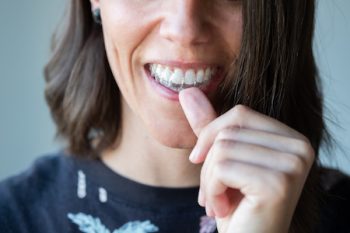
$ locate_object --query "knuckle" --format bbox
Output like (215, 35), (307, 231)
(212, 139), (230, 161)
(233, 104), (249, 115)
(230, 105), (248, 125)
(212, 139), (234, 157)
(305, 144), (316, 163)
(216, 129), (229, 141)
(227, 126), (242, 134)
(295, 139), (315, 165)
(250, 200), (266, 212)
(287, 155), (306, 176)
(299, 140), (313, 155)
(216, 127), (241, 141)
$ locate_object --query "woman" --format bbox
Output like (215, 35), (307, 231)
(0, 0), (349, 232)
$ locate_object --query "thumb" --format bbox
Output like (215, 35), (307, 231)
(179, 88), (217, 137)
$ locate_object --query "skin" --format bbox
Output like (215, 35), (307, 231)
(90, 0), (315, 232)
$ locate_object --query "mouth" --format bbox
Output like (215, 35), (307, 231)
(144, 63), (224, 93)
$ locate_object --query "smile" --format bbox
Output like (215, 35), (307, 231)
(146, 63), (219, 92)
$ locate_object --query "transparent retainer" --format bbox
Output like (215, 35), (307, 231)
(155, 76), (209, 92)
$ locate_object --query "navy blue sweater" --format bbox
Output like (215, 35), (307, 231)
(0, 151), (349, 233)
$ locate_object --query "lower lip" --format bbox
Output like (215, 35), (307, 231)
(144, 65), (223, 102)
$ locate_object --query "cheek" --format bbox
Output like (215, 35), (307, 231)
(100, 1), (152, 49)
(232, 21), (243, 52)
(100, 3), (145, 95)
(213, 6), (243, 57)
(101, 5), (138, 60)
(224, 15), (243, 57)
(100, 1), (151, 63)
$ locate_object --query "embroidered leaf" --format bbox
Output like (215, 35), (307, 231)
(199, 215), (217, 233)
(68, 213), (110, 233)
(68, 212), (159, 233)
(112, 220), (159, 233)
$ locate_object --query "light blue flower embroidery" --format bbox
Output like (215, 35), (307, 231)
(199, 215), (217, 233)
(67, 213), (159, 233)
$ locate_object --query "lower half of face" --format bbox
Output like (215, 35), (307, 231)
(100, 0), (242, 149)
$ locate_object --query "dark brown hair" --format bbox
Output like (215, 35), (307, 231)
(45, 0), (119, 156)
(45, 0), (331, 232)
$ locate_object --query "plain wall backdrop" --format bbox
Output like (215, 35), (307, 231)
(0, 0), (349, 180)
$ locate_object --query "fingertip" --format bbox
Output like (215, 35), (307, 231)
(198, 189), (205, 206)
(179, 87), (197, 107)
(189, 151), (205, 164)
(189, 146), (200, 163)
(189, 156), (197, 164)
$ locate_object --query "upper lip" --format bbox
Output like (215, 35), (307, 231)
(145, 60), (222, 70)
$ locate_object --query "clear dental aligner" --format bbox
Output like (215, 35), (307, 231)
(149, 64), (217, 92)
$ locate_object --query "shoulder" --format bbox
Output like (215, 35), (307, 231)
(0, 151), (74, 227)
(0, 151), (71, 195)
(318, 167), (350, 232)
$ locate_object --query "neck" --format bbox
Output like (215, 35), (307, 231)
(101, 99), (201, 188)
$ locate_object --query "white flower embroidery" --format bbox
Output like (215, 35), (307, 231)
(67, 213), (159, 233)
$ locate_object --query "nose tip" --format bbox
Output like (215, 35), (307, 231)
(159, 2), (210, 46)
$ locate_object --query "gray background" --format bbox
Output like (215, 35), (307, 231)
(0, 0), (349, 180)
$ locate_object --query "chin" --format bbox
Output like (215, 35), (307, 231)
(148, 125), (197, 149)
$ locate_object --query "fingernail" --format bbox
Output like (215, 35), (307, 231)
(189, 146), (200, 162)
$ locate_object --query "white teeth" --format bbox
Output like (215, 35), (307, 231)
(184, 69), (196, 85)
(160, 67), (171, 85)
(155, 65), (163, 79)
(149, 64), (217, 91)
(204, 68), (211, 82)
(150, 64), (157, 76)
(196, 69), (204, 83)
(170, 69), (183, 85)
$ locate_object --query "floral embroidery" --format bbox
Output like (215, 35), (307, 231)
(199, 215), (217, 233)
(68, 213), (159, 233)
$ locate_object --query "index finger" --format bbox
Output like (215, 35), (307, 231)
(190, 104), (307, 163)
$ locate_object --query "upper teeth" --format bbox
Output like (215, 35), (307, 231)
(149, 64), (217, 89)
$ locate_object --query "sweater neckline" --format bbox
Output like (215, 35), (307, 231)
(70, 155), (201, 207)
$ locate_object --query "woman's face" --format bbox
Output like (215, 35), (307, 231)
(91, 0), (243, 148)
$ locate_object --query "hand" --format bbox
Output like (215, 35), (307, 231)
(179, 88), (315, 233)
